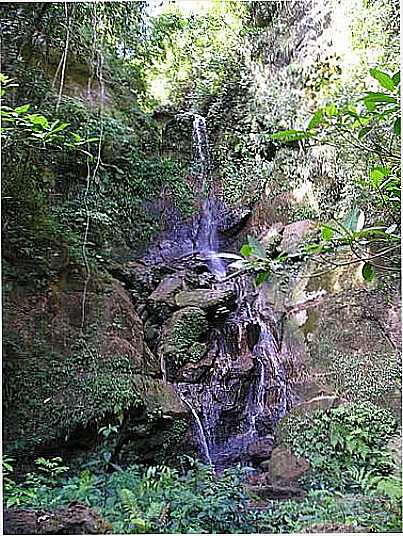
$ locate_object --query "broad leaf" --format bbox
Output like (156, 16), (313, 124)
(27, 114), (49, 129)
(362, 262), (375, 282)
(369, 167), (388, 187)
(240, 244), (253, 257)
(270, 129), (313, 142)
(392, 71), (400, 86)
(255, 271), (269, 286)
(321, 226), (334, 241)
(308, 109), (323, 129)
(369, 68), (395, 91)
(15, 103), (30, 114)
(324, 103), (338, 117)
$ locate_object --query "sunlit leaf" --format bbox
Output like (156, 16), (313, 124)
(14, 103), (30, 114)
(270, 129), (313, 142)
(27, 114), (49, 129)
(369, 167), (388, 187)
(321, 226), (334, 241)
(324, 103), (338, 117)
(369, 68), (395, 91)
(240, 244), (253, 257)
(308, 109), (323, 129)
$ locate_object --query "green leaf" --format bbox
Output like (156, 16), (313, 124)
(308, 109), (323, 129)
(369, 167), (388, 187)
(304, 243), (323, 254)
(392, 71), (400, 86)
(240, 244), (253, 257)
(321, 226), (334, 241)
(270, 129), (313, 142)
(247, 235), (266, 259)
(49, 121), (69, 134)
(369, 68), (395, 91)
(324, 103), (338, 117)
(14, 103), (30, 114)
(364, 92), (397, 106)
(27, 114), (49, 129)
(255, 271), (269, 286)
(362, 262), (375, 282)
(393, 117), (401, 136)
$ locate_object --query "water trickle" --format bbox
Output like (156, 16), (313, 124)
(177, 384), (213, 466)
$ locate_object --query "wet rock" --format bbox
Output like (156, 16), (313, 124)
(148, 274), (185, 307)
(260, 222), (284, 250)
(278, 220), (316, 254)
(217, 206), (252, 236)
(176, 352), (214, 382)
(133, 375), (186, 417)
(260, 447), (310, 484)
(142, 343), (160, 375)
(247, 436), (275, 462)
(4, 502), (111, 534)
(175, 288), (236, 311)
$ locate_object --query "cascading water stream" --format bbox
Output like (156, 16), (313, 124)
(191, 114), (226, 280)
(171, 114), (288, 468)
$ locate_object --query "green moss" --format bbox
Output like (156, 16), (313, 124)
(163, 307), (208, 370)
(3, 340), (143, 455)
(330, 350), (401, 411)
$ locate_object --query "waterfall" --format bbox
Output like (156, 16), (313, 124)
(164, 114), (288, 468)
(191, 114), (227, 280)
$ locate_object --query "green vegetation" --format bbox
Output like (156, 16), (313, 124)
(3, 454), (402, 533)
(2, 1), (401, 533)
(280, 402), (398, 489)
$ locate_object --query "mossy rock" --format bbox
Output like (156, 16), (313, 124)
(161, 306), (208, 379)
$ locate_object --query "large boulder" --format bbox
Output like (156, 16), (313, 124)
(278, 220), (316, 255)
(260, 447), (310, 484)
(148, 274), (185, 308)
(175, 288), (236, 311)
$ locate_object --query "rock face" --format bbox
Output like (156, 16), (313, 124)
(278, 220), (316, 254)
(175, 288), (236, 311)
(4, 503), (111, 535)
(2, 264), (187, 464)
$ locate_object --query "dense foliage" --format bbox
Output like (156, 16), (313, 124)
(1, 1), (401, 534)
(3, 454), (402, 534)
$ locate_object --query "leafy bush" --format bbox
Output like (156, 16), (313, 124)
(3, 455), (401, 533)
(281, 401), (398, 490)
